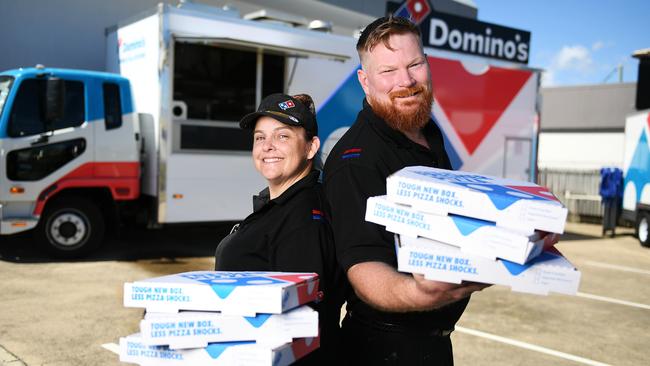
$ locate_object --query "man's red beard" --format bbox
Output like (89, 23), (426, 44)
(369, 84), (434, 132)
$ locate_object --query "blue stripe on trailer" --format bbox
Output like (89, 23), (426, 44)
(316, 66), (365, 146)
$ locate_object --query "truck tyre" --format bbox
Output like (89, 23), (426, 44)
(637, 212), (650, 248)
(35, 197), (105, 258)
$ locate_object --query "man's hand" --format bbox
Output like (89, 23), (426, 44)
(412, 273), (490, 308)
(347, 261), (489, 312)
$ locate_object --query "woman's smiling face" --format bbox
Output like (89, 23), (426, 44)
(252, 116), (319, 197)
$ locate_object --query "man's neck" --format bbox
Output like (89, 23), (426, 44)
(401, 128), (429, 149)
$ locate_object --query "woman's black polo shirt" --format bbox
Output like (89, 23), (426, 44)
(215, 170), (345, 364)
(322, 99), (469, 331)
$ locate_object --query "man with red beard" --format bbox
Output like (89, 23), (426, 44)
(322, 16), (488, 365)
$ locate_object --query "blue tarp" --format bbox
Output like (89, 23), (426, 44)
(599, 167), (623, 200)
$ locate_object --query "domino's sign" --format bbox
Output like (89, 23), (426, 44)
(393, 1), (531, 64)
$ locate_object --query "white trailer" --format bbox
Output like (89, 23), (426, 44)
(0, 3), (358, 257)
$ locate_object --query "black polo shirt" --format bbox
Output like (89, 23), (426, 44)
(215, 170), (345, 363)
(322, 99), (469, 330)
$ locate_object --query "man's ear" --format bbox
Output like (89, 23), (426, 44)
(357, 68), (370, 95)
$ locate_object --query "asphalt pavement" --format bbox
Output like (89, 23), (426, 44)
(0, 222), (648, 365)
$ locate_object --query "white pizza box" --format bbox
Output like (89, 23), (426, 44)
(396, 235), (580, 296)
(366, 195), (545, 264)
(119, 333), (319, 366)
(140, 305), (318, 349)
(386, 166), (568, 234)
(124, 271), (319, 316)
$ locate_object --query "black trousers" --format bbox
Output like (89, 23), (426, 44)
(341, 312), (454, 366)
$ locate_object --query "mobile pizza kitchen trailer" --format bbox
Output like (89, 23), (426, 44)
(0, 3), (357, 257)
(621, 49), (650, 247)
(0, 1), (541, 257)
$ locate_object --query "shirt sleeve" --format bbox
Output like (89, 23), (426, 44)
(324, 163), (396, 272)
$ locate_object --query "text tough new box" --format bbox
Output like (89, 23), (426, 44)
(396, 235), (581, 296)
(366, 195), (545, 264)
(120, 333), (318, 366)
(124, 271), (319, 316)
(386, 166), (568, 234)
(140, 305), (318, 349)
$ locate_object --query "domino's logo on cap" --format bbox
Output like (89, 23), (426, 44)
(278, 100), (295, 110)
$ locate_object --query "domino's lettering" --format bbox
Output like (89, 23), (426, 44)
(181, 272), (286, 287)
(412, 170), (491, 184)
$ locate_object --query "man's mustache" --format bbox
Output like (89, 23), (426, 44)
(389, 85), (427, 100)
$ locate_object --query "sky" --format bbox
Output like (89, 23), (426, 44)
(472, 0), (650, 87)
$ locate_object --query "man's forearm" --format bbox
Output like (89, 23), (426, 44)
(347, 261), (486, 312)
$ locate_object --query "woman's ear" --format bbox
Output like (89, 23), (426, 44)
(307, 136), (321, 160)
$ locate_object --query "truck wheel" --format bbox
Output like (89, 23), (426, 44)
(35, 197), (105, 258)
(637, 212), (650, 248)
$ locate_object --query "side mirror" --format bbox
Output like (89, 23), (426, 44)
(45, 77), (65, 127)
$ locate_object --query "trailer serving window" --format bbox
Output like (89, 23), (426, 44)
(173, 42), (285, 153)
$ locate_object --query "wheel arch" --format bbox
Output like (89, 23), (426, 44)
(41, 187), (117, 225)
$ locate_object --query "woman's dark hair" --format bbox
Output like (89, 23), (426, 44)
(292, 93), (317, 140)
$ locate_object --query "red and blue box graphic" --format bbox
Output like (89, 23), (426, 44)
(386, 166), (568, 234)
(124, 271), (320, 316)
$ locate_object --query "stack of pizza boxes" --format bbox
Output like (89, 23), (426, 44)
(118, 271), (321, 365)
(365, 165), (581, 295)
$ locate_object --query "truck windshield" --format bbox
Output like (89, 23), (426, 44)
(0, 76), (13, 118)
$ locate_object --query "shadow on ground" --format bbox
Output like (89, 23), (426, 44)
(560, 229), (635, 241)
(2, 221), (637, 263)
(0, 222), (235, 263)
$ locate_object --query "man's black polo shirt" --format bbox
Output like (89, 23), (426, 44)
(322, 99), (469, 330)
(215, 170), (345, 363)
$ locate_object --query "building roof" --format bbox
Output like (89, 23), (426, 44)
(540, 83), (637, 132)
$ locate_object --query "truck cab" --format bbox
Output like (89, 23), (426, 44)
(0, 67), (140, 256)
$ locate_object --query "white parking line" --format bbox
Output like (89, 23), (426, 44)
(455, 326), (611, 366)
(101, 343), (120, 355)
(583, 260), (650, 276)
(576, 292), (650, 310)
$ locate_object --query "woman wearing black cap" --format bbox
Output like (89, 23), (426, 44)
(215, 93), (345, 365)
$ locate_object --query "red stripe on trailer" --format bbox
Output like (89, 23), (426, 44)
(428, 56), (532, 155)
(33, 162), (140, 215)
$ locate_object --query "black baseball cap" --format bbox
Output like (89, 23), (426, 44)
(239, 93), (318, 136)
